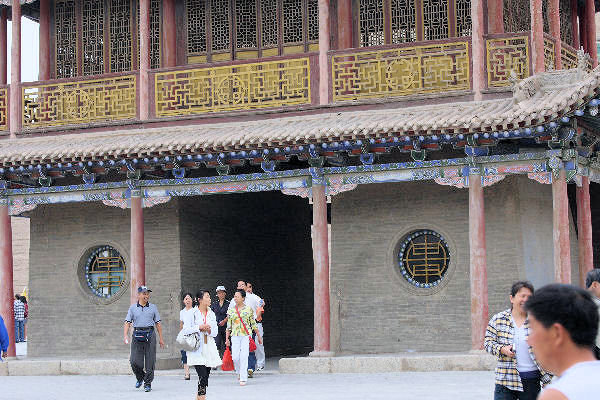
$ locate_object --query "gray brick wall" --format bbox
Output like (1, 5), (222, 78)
(330, 176), (575, 354)
(28, 201), (181, 358)
(178, 192), (314, 356)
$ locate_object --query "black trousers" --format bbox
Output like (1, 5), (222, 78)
(493, 378), (541, 400)
(130, 331), (157, 385)
(194, 365), (211, 387)
(215, 326), (227, 358)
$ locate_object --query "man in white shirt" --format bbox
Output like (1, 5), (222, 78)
(247, 282), (265, 371)
(525, 284), (600, 400)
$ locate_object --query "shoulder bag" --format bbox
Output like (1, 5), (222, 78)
(235, 306), (257, 352)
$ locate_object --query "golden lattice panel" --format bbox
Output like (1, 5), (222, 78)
(561, 47), (577, 70)
(22, 75), (137, 129)
(543, 38), (555, 71)
(331, 42), (470, 102)
(155, 58), (312, 116)
(486, 36), (530, 88)
(0, 87), (7, 131)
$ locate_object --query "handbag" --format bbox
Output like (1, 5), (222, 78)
(176, 329), (201, 351)
(235, 306), (257, 352)
(221, 346), (234, 371)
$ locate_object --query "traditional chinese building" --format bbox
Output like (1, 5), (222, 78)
(0, 0), (599, 362)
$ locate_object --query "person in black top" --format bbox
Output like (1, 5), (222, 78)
(211, 285), (229, 361)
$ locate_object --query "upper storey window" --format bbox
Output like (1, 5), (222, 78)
(358, 0), (472, 47)
(186, 0), (319, 64)
(54, 0), (161, 79)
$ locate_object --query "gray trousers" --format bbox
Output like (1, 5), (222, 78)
(130, 331), (156, 385)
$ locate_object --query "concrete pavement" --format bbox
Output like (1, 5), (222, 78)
(0, 371), (496, 400)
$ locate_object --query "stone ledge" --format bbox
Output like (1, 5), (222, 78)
(279, 352), (496, 374)
(2, 357), (180, 376)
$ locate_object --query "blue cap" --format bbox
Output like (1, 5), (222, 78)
(137, 286), (152, 293)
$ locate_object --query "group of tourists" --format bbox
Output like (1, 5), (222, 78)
(484, 271), (600, 400)
(123, 280), (264, 399)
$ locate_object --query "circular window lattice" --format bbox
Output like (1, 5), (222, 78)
(85, 245), (127, 298)
(398, 230), (450, 289)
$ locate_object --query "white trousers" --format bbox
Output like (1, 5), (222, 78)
(231, 335), (249, 382)
(255, 323), (265, 368)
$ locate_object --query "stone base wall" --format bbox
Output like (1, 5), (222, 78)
(12, 216), (30, 296)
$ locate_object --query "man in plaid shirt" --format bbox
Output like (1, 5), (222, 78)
(484, 281), (552, 400)
(13, 294), (25, 343)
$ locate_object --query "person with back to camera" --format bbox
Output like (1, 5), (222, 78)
(584, 269), (600, 357)
(525, 283), (600, 400)
(484, 281), (551, 400)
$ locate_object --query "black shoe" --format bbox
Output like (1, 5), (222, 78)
(135, 380), (143, 389)
(144, 384), (152, 392)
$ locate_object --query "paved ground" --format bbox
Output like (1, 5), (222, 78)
(0, 370), (496, 400)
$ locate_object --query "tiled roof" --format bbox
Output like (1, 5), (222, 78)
(0, 67), (599, 166)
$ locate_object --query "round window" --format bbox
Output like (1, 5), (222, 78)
(84, 245), (127, 298)
(398, 230), (450, 289)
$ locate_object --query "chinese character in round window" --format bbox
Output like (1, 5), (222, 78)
(85, 245), (127, 298)
(398, 230), (450, 289)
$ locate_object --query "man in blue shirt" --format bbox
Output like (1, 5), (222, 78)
(0, 314), (9, 361)
(123, 286), (164, 392)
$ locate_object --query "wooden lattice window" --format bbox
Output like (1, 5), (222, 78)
(110, 0), (133, 73)
(358, 0), (385, 47)
(137, 0), (162, 70)
(85, 245), (127, 298)
(82, 0), (104, 75)
(559, 0), (573, 46)
(542, 0), (549, 34)
(186, 0), (318, 63)
(398, 230), (450, 289)
(503, 0), (531, 33)
(55, 0), (78, 78)
(423, 0), (449, 40)
(455, 0), (472, 37)
(391, 0), (416, 44)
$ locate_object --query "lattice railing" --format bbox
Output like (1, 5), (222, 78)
(154, 57), (313, 117)
(561, 44), (578, 70)
(22, 74), (137, 129)
(0, 87), (7, 131)
(486, 34), (530, 88)
(330, 40), (471, 102)
(543, 36), (556, 71)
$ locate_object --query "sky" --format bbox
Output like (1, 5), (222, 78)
(8, 17), (39, 82)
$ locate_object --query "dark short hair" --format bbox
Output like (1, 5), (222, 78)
(182, 292), (194, 303)
(511, 281), (534, 297)
(525, 283), (598, 348)
(234, 289), (246, 299)
(14, 294), (20, 300)
(20, 296), (27, 304)
(585, 269), (600, 289)
(195, 289), (209, 301)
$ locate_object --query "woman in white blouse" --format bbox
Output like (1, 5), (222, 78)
(179, 292), (195, 380)
(184, 289), (221, 400)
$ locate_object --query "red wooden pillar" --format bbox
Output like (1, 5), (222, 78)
(10, 1), (21, 137)
(530, 0), (545, 74)
(549, 0), (562, 69)
(0, 202), (15, 357)
(130, 195), (146, 305)
(487, 0), (504, 34)
(585, 0), (597, 67)
(38, 0), (51, 81)
(552, 169), (571, 283)
(139, 0), (150, 120)
(472, 0), (485, 100)
(312, 183), (330, 354)
(337, 0), (353, 49)
(0, 8), (6, 85)
(162, 0), (176, 68)
(576, 176), (594, 287)
(571, 0), (579, 49)
(469, 174), (489, 350)
(318, 0), (330, 105)
(579, 6), (587, 53)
